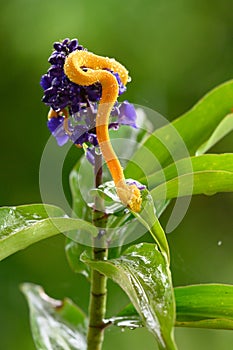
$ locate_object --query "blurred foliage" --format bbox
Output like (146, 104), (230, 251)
(0, 0), (233, 349)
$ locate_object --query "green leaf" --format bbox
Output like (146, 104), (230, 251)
(82, 243), (177, 350)
(150, 153), (233, 200)
(126, 80), (233, 180)
(89, 180), (141, 251)
(21, 283), (87, 350)
(89, 179), (125, 213)
(91, 181), (170, 261)
(175, 284), (233, 329)
(65, 240), (91, 279)
(115, 284), (233, 330)
(0, 204), (98, 261)
(69, 157), (92, 221)
(132, 189), (170, 263)
(196, 113), (233, 155)
(144, 153), (233, 189)
(65, 159), (92, 278)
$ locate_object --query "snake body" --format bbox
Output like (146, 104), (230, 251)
(64, 50), (141, 212)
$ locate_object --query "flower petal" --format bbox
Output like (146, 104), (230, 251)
(118, 101), (137, 128)
(47, 117), (69, 146)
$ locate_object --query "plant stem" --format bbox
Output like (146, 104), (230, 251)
(87, 153), (108, 350)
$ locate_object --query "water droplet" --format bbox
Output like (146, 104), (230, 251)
(110, 316), (142, 330)
(95, 147), (102, 156)
(217, 240), (222, 246)
(32, 214), (42, 219)
(203, 190), (217, 196)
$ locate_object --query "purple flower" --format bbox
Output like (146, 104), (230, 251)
(126, 179), (146, 190)
(47, 117), (69, 146)
(47, 100), (136, 149)
(118, 101), (137, 128)
(86, 147), (96, 166)
(42, 38), (138, 165)
(70, 124), (98, 146)
(111, 71), (126, 95)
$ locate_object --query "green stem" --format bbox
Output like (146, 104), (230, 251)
(87, 152), (108, 350)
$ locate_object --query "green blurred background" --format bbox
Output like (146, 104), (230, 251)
(1, 0), (233, 349)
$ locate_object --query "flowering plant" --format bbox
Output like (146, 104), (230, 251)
(1, 38), (233, 350)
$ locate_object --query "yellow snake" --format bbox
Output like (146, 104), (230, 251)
(64, 50), (141, 212)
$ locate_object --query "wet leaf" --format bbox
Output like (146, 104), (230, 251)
(115, 284), (233, 330)
(92, 181), (170, 261)
(21, 283), (87, 350)
(82, 243), (177, 350)
(0, 204), (98, 261)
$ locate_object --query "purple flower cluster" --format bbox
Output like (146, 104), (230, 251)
(47, 100), (137, 164)
(41, 38), (126, 114)
(41, 38), (137, 164)
(41, 38), (97, 114)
